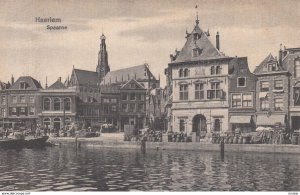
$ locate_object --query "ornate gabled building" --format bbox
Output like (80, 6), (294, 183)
(253, 53), (290, 130)
(165, 15), (235, 140)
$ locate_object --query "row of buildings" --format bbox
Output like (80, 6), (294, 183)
(0, 34), (165, 132)
(164, 16), (300, 138)
(1, 15), (299, 138)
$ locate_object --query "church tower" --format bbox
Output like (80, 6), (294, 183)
(96, 34), (110, 83)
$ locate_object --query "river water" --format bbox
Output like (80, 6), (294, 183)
(0, 145), (300, 191)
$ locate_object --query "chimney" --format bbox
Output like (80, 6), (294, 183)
(279, 44), (283, 66)
(216, 32), (220, 50)
(11, 75), (14, 85)
(58, 77), (62, 82)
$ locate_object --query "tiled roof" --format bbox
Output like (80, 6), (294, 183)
(172, 22), (225, 63)
(253, 53), (285, 74)
(73, 69), (98, 86)
(101, 64), (156, 85)
(48, 79), (67, 89)
(10, 76), (42, 90)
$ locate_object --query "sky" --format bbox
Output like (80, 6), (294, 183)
(0, 0), (299, 87)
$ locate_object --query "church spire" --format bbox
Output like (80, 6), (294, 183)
(195, 5), (199, 25)
(96, 33), (110, 83)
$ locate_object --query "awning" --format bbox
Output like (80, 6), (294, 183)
(229, 116), (251, 124)
(256, 115), (285, 126)
(259, 92), (268, 99)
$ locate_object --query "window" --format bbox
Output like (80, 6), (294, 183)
(242, 94), (253, 107)
(1, 96), (6, 105)
(20, 82), (26, 89)
(103, 98), (109, 103)
(138, 104), (144, 112)
(211, 66), (215, 75)
(179, 69), (183, 77)
(195, 83), (204, 100)
(111, 105), (117, 112)
(111, 98), (117, 103)
(295, 59), (300, 77)
(1, 108), (6, 117)
(179, 119), (185, 131)
(192, 48), (201, 57)
(20, 96), (26, 103)
(268, 63), (276, 72)
(103, 105), (109, 114)
(238, 77), (246, 87)
(294, 87), (300, 106)
(179, 84), (188, 100)
(274, 98), (284, 111)
(274, 80), (283, 90)
(129, 104), (135, 112)
(232, 94), (242, 108)
(194, 33), (200, 41)
(43, 118), (51, 126)
(207, 83), (222, 99)
(11, 107), (17, 115)
(12, 96), (17, 103)
(53, 98), (61, 111)
(122, 104), (127, 112)
(20, 107), (26, 115)
(130, 93), (135, 101)
(136, 94), (142, 101)
(122, 93), (127, 101)
(214, 119), (221, 131)
(29, 96), (34, 103)
(260, 81), (269, 92)
(64, 98), (71, 111)
(184, 69), (189, 77)
(43, 98), (51, 111)
(216, 66), (221, 75)
(260, 97), (269, 111)
(29, 107), (35, 115)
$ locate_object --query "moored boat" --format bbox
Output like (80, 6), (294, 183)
(25, 136), (49, 148)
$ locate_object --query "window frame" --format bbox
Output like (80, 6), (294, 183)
(237, 77), (246, 87)
(274, 80), (283, 90)
(260, 97), (270, 111)
(179, 84), (189, 100)
(195, 83), (204, 100)
(260, 81), (269, 92)
(274, 97), (284, 111)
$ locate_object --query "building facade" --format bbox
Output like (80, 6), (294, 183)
(167, 17), (233, 138)
(228, 57), (256, 133)
(253, 53), (290, 129)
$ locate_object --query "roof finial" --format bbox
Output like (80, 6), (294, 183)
(46, 76), (48, 88)
(195, 5), (199, 25)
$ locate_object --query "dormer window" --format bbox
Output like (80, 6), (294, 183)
(192, 48), (201, 57)
(268, 63), (276, 72)
(194, 33), (201, 41)
(237, 77), (246, 87)
(20, 82), (27, 89)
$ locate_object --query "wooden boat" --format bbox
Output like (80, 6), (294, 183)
(25, 136), (49, 148)
(0, 136), (49, 149)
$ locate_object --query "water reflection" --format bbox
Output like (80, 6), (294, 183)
(0, 145), (300, 191)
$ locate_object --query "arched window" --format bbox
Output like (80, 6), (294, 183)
(43, 118), (51, 127)
(211, 66), (215, 75)
(179, 69), (183, 77)
(53, 98), (61, 111)
(64, 98), (71, 111)
(43, 98), (51, 111)
(216, 66), (221, 74)
(184, 68), (189, 77)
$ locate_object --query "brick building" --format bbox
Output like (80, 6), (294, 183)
(228, 57), (256, 133)
(253, 53), (289, 129)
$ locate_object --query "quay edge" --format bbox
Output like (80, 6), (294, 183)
(49, 137), (300, 154)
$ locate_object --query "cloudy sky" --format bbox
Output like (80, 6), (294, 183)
(0, 0), (299, 87)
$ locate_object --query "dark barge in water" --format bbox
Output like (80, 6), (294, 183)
(0, 136), (50, 149)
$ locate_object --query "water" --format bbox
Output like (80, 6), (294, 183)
(0, 145), (300, 191)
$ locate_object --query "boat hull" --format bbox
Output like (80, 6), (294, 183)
(0, 136), (49, 149)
